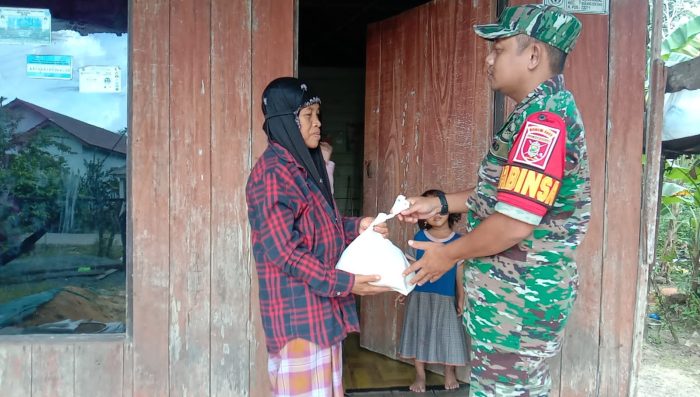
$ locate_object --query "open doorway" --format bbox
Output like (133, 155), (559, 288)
(298, 0), (451, 392)
(298, 0), (430, 218)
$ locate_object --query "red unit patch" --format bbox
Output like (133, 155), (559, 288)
(512, 121), (561, 170)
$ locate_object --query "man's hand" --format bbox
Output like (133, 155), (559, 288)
(351, 274), (392, 296)
(397, 196), (440, 223)
(359, 217), (389, 237)
(402, 240), (456, 285)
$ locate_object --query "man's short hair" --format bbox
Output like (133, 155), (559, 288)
(516, 34), (567, 75)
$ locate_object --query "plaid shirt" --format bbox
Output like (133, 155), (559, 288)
(246, 142), (361, 354)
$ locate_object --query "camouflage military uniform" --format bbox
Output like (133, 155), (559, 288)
(465, 5), (591, 396)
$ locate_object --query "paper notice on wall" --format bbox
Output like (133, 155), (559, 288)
(0, 7), (51, 45)
(543, 0), (608, 15)
(26, 55), (72, 80)
(79, 66), (122, 93)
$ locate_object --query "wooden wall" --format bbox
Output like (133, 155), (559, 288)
(0, 0), (294, 396)
(0, 0), (656, 396)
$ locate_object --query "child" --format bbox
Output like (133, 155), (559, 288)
(398, 189), (468, 392)
(319, 141), (335, 194)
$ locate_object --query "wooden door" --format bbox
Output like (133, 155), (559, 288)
(361, 0), (494, 368)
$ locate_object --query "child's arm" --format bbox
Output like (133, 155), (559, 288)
(455, 261), (465, 315)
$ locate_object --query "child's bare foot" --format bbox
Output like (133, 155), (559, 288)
(444, 365), (459, 390)
(410, 375), (426, 392)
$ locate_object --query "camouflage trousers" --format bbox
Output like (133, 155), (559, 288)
(463, 260), (577, 396)
(469, 343), (551, 397)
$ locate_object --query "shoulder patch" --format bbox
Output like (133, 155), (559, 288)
(512, 113), (563, 170)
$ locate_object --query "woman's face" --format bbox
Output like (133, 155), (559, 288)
(298, 103), (322, 149)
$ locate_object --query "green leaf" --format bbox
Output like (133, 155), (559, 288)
(662, 182), (694, 205)
(662, 15), (700, 63)
(666, 166), (693, 183)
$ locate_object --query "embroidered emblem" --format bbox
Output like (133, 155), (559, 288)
(513, 121), (560, 170)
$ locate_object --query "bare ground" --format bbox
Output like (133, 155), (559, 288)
(636, 327), (700, 397)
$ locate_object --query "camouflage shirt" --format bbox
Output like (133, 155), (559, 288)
(464, 74), (591, 357)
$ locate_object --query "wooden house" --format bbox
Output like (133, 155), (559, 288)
(0, 0), (664, 396)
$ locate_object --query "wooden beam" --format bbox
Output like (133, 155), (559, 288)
(666, 56), (700, 93)
(168, 0), (212, 394)
(631, 1), (666, 395)
(557, 12), (609, 397)
(250, 1), (296, 395)
(598, 0), (648, 395)
(210, 0), (253, 395)
(129, 0), (171, 395)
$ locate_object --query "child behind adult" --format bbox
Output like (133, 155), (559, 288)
(398, 189), (469, 392)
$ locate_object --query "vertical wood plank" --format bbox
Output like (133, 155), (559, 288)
(250, 2), (296, 395)
(251, 0), (296, 160)
(75, 342), (124, 397)
(360, 22), (382, 361)
(630, 1), (665, 395)
(418, 0), (493, 381)
(31, 344), (74, 397)
(360, 13), (400, 358)
(168, 0), (212, 395)
(129, 0), (171, 396)
(392, 5), (422, 361)
(361, 3), (493, 380)
(122, 341), (133, 397)
(421, 0), (493, 198)
(210, 0), (253, 395)
(0, 345), (31, 397)
(557, 12), (609, 397)
(598, 0), (648, 395)
(362, 23), (381, 218)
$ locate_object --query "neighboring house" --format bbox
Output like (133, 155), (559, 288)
(3, 98), (126, 177)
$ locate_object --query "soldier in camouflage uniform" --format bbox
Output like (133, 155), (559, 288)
(399, 5), (591, 396)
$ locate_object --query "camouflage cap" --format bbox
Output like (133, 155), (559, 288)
(474, 4), (582, 54)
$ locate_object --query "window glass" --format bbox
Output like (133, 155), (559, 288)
(0, 1), (128, 335)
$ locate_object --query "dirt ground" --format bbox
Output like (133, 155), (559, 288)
(636, 327), (700, 397)
(19, 285), (125, 326)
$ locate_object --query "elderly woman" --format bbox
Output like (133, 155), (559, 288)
(246, 77), (389, 396)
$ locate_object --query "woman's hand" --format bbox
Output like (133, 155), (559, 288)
(359, 217), (389, 238)
(351, 274), (392, 296)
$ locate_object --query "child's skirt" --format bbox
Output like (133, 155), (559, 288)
(399, 291), (469, 365)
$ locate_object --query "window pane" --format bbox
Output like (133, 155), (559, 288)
(0, 1), (128, 335)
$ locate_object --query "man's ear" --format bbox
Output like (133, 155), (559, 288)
(528, 42), (544, 71)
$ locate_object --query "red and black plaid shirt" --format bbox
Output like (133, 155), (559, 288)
(246, 142), (360, 354)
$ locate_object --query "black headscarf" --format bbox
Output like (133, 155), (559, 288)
(262, 77), (334, 208)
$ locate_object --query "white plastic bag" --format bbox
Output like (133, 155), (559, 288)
(336, 195), (416, 295)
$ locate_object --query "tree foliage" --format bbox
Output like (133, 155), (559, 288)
(0, 99), (70, 253)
